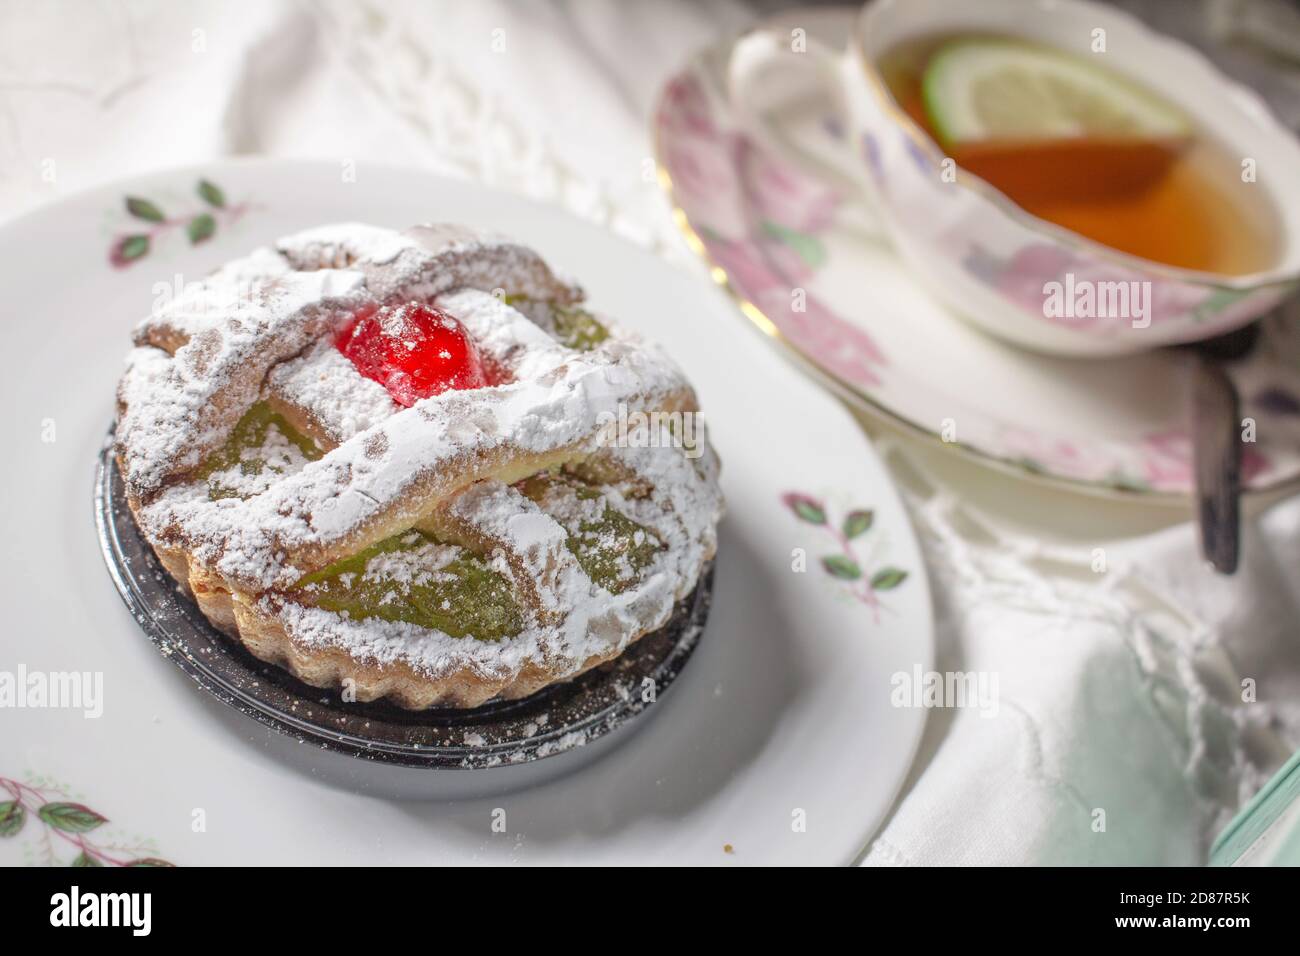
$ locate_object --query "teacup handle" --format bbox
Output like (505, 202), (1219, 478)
(727, 28), (882, 236)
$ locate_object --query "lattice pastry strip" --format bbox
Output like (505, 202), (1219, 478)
(119, 265), (369, 498)
(416, 479), (583, 628)
(277, 223), (585, 305)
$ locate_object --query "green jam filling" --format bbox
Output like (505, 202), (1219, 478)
(518, 471), (662, 594)
(569, 506), (663, 594)
(292, 531), (524, 641)
(505, 296), (609, 351)
(196, 402), (322, 500)
(551, 305), (609, 351)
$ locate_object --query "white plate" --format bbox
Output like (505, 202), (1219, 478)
(654, 9), (1300, 500)
(0, 159), (932, 865)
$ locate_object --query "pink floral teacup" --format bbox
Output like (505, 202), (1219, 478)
(728, 0), (1300, 356)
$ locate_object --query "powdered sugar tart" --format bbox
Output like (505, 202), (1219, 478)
(114, 223), (722, 709)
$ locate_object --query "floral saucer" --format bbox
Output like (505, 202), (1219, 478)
(653, 9), (1300, 498)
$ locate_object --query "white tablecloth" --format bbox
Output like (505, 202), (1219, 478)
(3, 0), (1298, 865)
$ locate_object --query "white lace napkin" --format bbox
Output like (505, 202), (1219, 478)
(861, 439), (1300, 865)
(3, 0), (1297, 865)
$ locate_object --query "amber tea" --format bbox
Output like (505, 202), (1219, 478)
(876, 33), (1282, 275)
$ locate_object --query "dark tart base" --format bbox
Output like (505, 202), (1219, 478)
(95, 431), (713, 769)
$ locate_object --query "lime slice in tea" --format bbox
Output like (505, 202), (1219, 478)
(921, 38), (1191, 148)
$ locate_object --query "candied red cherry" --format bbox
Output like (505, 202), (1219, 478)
(335, 303), (489, 407)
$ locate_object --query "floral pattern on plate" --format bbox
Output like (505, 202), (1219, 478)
(781, 492), (907, 622)
(0, 774), (174, 867)
(109, 178), (253, 267)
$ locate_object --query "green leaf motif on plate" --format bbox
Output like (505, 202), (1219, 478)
(38, 802), (107, 833)
(843, 509), (874, 539)
(187, 213), (216, 244)
(197, 179), (226, 208)
(125, 196), (165, 222)
(822, 555), (862, 580)
(870, 567), (908, 590)
(0, 800), (24, 837)
(782, 492), (826, 525)
(118, 235), (150, 262)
